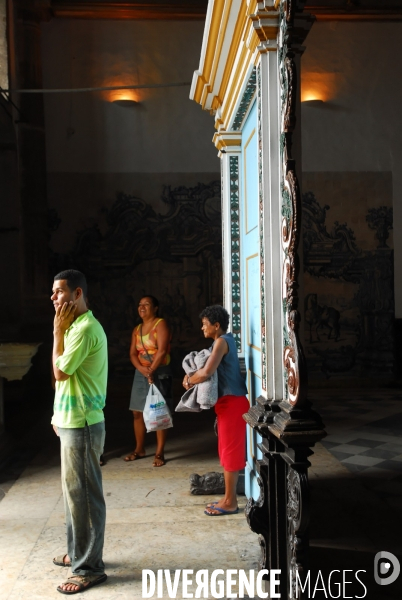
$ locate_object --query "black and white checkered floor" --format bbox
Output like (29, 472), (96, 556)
(310, 388), (402, 478)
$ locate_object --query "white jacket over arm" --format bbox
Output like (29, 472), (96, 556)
(175, 349), (218, 412)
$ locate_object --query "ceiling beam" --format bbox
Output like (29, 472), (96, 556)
(305, 1), (402, 20)
(50, 1), (208, 20)
(306, 6), (402, 20)
(48, 1), (402, 21)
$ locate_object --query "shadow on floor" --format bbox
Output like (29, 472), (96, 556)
(308, 472), (402, 599)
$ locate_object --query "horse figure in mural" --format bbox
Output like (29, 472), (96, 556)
(305, 293), (341, 343)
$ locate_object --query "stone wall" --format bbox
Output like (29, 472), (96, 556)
(302, 21), (402, 320)
(41, 18), (221, 375)
(302, 172), (394, 383)
(48, 177), (222, 375)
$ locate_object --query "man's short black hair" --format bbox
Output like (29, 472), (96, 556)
(54, 269), (88, 298)
(199, 305), (230, 332)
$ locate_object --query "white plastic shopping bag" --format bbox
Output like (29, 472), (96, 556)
(143, 383), (173, 432)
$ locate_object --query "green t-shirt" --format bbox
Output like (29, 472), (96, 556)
(52, 310), (108, 428)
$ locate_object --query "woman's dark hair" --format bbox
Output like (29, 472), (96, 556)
(141, 295), (159, 312)
(199, 305), (230, 332)
(54, 269), (88, 298)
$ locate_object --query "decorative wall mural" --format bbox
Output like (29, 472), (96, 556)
(302, 174), (394, 382)
(49, 181), (223, 375)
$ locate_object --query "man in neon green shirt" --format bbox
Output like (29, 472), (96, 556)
(51, 269), (108, 595)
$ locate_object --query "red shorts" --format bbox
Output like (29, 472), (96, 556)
(214, 395), (249, 472)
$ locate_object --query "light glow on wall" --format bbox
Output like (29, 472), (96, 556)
(101, 76), (141, 103)
(108, 90), (140, 103)
(301, 72), (341, 102)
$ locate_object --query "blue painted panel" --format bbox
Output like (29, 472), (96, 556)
(244, 128), (258, 234)
(246, 254), (261, 350)
(240, 100), (262, 501)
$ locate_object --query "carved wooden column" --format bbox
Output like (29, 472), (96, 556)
(244, 2), (325, 598)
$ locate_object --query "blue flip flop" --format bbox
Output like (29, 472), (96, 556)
(204, 506), (239, 516)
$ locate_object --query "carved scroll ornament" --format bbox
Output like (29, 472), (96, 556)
(287, 468), (309, 598)
(279, 0), (307, 407)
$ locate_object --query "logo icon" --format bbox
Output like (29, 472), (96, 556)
(374, 551), (400, 586)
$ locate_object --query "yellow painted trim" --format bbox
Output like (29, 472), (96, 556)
(192, 0), (279, 132)
(208, 0), (234, 111)
(214, 139), (242, 151)
(217, 14), (262, 127)
(192, 1), (258, 109)
(219, 43), (257, 127)
(192, 0), (227, 105)
(217, 10), (278, 130)
(213, 130), (242, 150)
(216, 1), (249, 112)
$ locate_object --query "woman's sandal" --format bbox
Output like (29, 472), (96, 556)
(153, 454), (166, 467)
(124, 452), (145, 462)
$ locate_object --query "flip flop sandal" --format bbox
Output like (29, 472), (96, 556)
(124, 452), (145, 462)
(57, 573), (107, 595)
(53, 554), (71, 568)
(153, 454), (166, 467)
(204, 506), (239, 516)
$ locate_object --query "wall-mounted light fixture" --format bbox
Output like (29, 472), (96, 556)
(108, 88), (140, 105)
(112, 99), (139, 107)
(302, 99), (324, 107)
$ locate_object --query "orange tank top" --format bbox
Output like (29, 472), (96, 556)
(135, 318), (171, 367)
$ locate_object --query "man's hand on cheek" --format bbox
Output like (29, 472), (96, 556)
(54, 302), (76, 334)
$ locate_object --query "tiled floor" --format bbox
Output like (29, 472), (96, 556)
(310, 389), (402, 478)
(1, 384), (401, 599)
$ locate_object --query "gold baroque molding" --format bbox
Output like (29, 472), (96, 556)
(250, 2), (280, 43)
(213, 131), (242, 152)
(191, 0), (232, 108)
(191, 0), (280, 133)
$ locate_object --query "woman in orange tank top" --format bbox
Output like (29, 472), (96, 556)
(124, 295), (172, 467)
